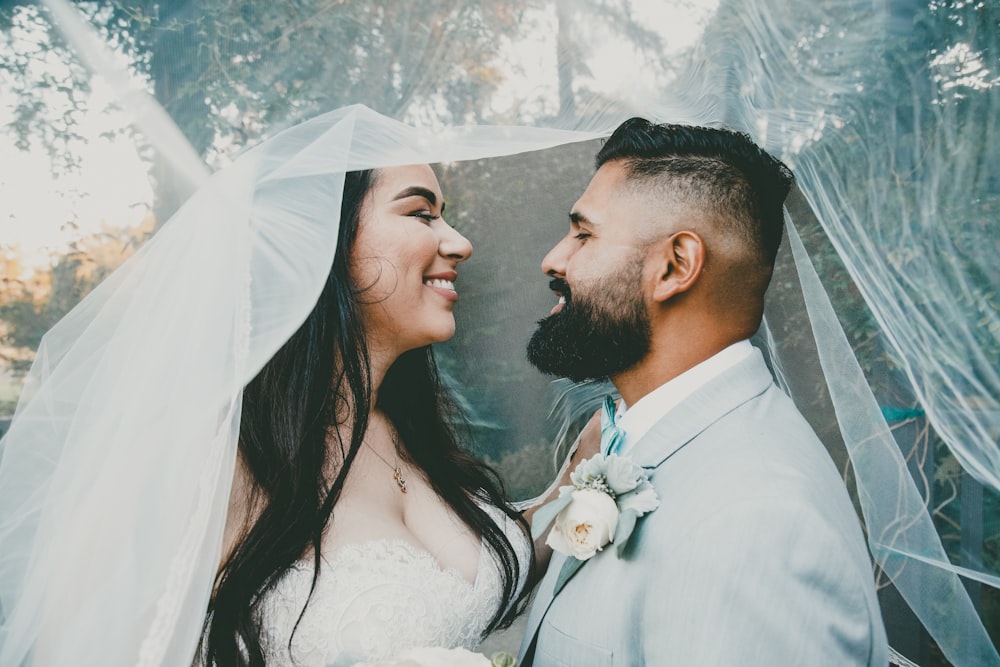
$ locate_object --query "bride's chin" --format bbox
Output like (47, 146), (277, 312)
(404, 322), (458, 349)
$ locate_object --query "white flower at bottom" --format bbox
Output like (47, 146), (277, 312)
(546, 488), (620, 561)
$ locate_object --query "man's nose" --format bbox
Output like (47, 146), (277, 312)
(541, 237), (571, 277)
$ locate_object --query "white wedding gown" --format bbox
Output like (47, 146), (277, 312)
(196, 505), (530, 666)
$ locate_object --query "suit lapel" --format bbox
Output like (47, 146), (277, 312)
(630, 349), (773, 471)
(519, 552), (565, 662)
(553, 555), (586, 594)
(519, 552), (603, 664)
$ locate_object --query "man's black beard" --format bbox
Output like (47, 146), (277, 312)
(526, 275), (652, 383)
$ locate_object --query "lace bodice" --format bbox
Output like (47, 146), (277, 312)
(197, 506), (529, 666)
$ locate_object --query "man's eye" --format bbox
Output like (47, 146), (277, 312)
(574, 233), (591, 241)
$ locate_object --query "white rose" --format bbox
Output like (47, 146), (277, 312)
(545, 488), (620, 561)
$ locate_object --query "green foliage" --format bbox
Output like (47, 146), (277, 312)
(1, 0), (533, 221)
(0, 251), (91, 372)
(0, 4), (91, 175)
(1, 0), (529, 157)
(0, 224), (151, 378)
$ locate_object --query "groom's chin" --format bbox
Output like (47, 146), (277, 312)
(527, 318), (600, 383)
(526, 316), (570, 377)
(527, 310), (652, 383)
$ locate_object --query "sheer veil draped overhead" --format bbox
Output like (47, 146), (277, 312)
(0, 0), (997, 665)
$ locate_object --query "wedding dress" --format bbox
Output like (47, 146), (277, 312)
(194, 506), (530, 667)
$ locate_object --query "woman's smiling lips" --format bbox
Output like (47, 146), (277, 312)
(424, 271), (459, 302)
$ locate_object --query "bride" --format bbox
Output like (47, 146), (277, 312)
(199, 163), (531, 665)
(0, 108), (601, 666)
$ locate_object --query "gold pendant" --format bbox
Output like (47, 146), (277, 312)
(393, 466), (408, 494)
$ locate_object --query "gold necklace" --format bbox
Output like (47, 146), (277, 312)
(366, 431), (408, 494)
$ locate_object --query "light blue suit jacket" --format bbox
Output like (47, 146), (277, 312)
(519, 349), (888, 666)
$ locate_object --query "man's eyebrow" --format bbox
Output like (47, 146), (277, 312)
(569, 211), (594, 226)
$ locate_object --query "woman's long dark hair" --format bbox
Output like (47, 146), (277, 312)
(204, 169), (532, 665)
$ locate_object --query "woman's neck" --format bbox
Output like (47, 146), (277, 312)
(365, 337), (406, 402)
(329, 340), (399, 447)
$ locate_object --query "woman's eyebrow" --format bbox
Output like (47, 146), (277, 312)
(392, 186), (445, 215)
(393, 186), (438, 205)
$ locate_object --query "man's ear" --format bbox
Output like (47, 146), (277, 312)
(651, 230), (705, 303)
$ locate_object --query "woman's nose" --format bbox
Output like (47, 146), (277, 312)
(438, 220), (473, 262)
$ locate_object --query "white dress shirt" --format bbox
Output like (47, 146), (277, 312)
(615, 340), (754, 454)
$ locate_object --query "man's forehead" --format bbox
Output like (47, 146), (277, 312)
(573, 164), (665, 222)
(569, 195), (610, 230)
(570, 163), (630, 220)
(590, 160), (633, 191)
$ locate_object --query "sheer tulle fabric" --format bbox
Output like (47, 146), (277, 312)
(0, 102), (599, 665)
(0, 0), (996, 664)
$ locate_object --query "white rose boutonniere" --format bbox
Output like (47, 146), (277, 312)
(532, 454), (660, 562)
(546, 488), (619, 560)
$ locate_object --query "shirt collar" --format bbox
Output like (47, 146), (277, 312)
(615, 340), (755, 454)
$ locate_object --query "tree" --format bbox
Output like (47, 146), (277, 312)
(551, 0), (667, 120)
(0, 218), (154, 379)
(2, 3), (527, 147)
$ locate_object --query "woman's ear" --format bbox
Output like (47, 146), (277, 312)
(651, 230), (705, 303)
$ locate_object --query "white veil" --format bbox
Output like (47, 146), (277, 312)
(0, 93), (603, 662)
(0, 0), (996, 665)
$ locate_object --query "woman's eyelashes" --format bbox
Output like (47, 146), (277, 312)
(410, 211), (441, 223)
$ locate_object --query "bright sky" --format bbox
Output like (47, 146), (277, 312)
(491, 0), (719, 118)
(0, 82), (153, 271)
(1, 0), (718, 275)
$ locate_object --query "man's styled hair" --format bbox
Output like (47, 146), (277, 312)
(596, 117), (794, 266)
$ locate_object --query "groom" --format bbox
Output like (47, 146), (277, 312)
(520, 118), (888, 665)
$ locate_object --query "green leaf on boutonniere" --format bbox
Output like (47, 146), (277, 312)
(614, 508), (639, 557)
(530, 491), (573, 540)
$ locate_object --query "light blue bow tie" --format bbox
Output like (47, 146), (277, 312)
(600, 395), (626, 457)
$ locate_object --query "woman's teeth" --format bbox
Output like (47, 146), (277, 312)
(425, 278), (456, 291)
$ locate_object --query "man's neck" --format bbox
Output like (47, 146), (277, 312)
(611, 341), (755, 454)
(612, 336), (745, 408)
